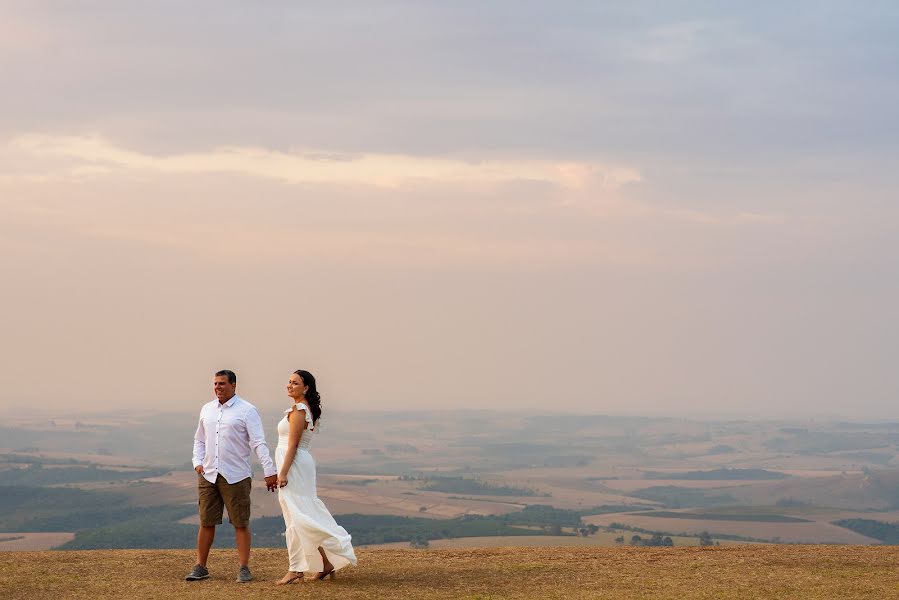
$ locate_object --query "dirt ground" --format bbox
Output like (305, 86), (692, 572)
(2, 545), (898, 599)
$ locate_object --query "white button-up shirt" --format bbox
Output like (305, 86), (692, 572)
(192, 395), (277, 484)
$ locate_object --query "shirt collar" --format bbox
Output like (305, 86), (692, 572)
(214, 395), (240, 408)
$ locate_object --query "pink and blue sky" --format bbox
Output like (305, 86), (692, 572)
(1, 2), (897, 417)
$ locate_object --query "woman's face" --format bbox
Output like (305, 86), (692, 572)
(287, 373), (308, 400)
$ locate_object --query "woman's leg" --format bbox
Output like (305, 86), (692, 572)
(318, 547), (334, 573)
(276, 571), (303, 585)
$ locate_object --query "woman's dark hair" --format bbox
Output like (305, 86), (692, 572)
(294, 369), (321, 424)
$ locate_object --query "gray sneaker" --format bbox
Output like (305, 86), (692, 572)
(237, 565), (253, 583)
(185, 564), (209, 581)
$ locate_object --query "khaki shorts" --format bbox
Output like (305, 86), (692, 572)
(197, 474), (252, 527)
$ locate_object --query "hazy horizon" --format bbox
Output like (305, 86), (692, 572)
(1, 3), (897, 418)
(7, 396), (899, 425)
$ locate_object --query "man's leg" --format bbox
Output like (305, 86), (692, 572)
(235, 526), (251, 567)
(195, 475), (224, 568)
(197, 525), (216, 566)
(220, 477), (253, 568)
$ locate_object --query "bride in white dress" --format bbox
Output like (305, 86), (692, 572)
(275, 369), (356, 584)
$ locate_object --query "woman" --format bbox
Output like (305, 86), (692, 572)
(274, 369), (357, 584)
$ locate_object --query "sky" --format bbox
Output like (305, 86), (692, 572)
(1, 2), (897, 419)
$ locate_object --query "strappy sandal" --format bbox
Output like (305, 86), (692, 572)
(276, 572), (304, 585)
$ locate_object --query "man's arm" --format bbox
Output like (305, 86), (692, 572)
(245, 406), (278, 488)
(192, 414), (206, 474)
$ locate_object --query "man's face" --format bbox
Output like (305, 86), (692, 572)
(214, 375), (236, 402)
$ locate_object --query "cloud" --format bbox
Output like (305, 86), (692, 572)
(8, 133), (642, 190)
(5, 132), (794, 234)
(618, 20), (719, 64)
(663, 208), (788, 225)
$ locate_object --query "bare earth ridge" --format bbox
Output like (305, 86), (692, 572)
(2, 546), (897, 600)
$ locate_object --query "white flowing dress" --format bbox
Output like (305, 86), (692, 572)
(275, 404), (357, 573)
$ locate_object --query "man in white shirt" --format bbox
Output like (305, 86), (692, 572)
(185, 370), (278, 583)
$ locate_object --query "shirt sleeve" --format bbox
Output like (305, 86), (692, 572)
(246, 406), (277, 477)
(192, 414), (206, 469)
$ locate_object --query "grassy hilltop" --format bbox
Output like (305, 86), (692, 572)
(2, 546), (898, 600)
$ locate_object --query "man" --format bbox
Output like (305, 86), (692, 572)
(185, 370), (278, 583)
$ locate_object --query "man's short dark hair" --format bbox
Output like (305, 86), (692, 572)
(215, 370), (237, 385)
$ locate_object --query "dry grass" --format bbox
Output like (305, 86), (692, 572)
(2, 546), (898, 599)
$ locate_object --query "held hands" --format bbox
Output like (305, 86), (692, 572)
(194, 465), (205, 475)
(265, 474), (278, 492)
(277, 475), (289, 489)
